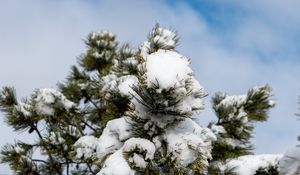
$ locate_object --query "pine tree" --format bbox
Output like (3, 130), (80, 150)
(0, 25), (276, 175)
(207, 86), (275, 174)
(0, 29), (132, 174)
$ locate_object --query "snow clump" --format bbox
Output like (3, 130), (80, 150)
(74, 136), (98, 160)
(224, 154), (282, 175)
(34, 88), (75, 116)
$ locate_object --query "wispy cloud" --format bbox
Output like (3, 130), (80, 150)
(183, 0), (300, 154)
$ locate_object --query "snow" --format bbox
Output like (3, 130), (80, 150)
(213, 94), (250, 145)
(279, 145), (300, 175)
(152, 136), (162, 149)
(177, 94), (204, 112)
(123, 138), (155, 168)
(248, 85), (276, 107)
(140, 113), (178, 129)
(123, 57), (138, 67)
(96, 117), (132, 158)
(139, 41), (151, 58)
(268, 100), (276, 107)
(210, 125), (226, 135)
(145, 49), (192, 89)
(91, 31), (115, 40)
(65, 125), (81, 137)
(14, 102), (31, 116)
(101, 75), (138, 96)
(131, 100), (201, 129)
(34, 88), (75, 116)
(74, 118), (131, 159)
(121, 46), (135, 55)
(152, 27), (177, 48)
(83, 117), (216, 173)
(117, 76), (138, 96)
(76, 26), (263, 174)
(216, 95), (247, 110)
(92, 51), (104, 59)
(224, 138), (246, 149)
(97, 138), (155, 173)
(224, 154), (282, 175)
(212, 85), (275, 150)
(49, 132), (65, 145)
(101, 74), (118, 90)
(97, 149), (135, 175)
(163, 118), (216, 167)
(123, 138), (156, 160)
(131, 49), (206, 127)
(92, 49), (114, 61)
(90, 31), (117, 49)
(53, 125), (82, 152)
(74, 135), (98, 160)
(130, 153), (147, 168)
(139, 27), (177, 57)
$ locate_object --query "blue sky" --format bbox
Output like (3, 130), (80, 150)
(179, 0), (300, 62)
(1, 0), (300, 173)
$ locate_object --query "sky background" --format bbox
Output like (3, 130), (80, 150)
(1, 0), (300, 173)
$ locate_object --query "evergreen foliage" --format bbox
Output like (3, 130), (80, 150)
(254, 165), (279, 175)
(0, 25), (276, 175)
(0, 29), (132, 174)
(208, 86), (275, 173)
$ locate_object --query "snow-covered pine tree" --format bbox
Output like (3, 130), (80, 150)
(0, 24), (276, 175)
(73, 25), (217, 175)
(0, 29), (135, 174)
(0, 87), (80, 174)
(207, 86), (276, 174)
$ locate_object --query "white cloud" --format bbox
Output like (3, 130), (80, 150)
(234, 19), (283, 54)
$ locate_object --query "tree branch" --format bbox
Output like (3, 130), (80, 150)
(31, 159), (47, 164)
(82, 120), (97, 133)
(33, 123), (62, 175)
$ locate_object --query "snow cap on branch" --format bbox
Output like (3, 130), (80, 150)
(101, 74), (138, 97)
(140, 25), (178, 57)
(223, 154), (281, 175)
(164, 118), (216, 167)
(96, 117), (132, 159)
(74, 135), (98, 160)
(123, 138), (156, 168)
(97, 149), (135, 175)
(131, 48), (206, 128)
(89, 31), (117, 50)
(34, 88), (75, 116)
